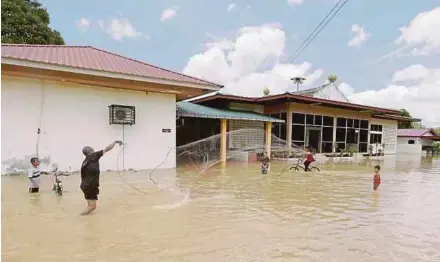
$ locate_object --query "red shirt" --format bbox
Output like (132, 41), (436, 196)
(374, 173), (381, 184)
(305, 152), (314, 162)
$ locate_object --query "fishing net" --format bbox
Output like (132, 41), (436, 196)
(173, 128), (305, 172)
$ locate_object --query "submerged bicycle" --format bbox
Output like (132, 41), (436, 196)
(289, 158), (320, 172)
(49, 166), (70, 196)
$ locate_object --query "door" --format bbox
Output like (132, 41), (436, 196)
(306, 128), (321, 153)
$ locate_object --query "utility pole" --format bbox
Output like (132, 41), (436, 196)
(291, 76), (306, 92)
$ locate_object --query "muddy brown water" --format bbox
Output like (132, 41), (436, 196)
(2, 155), (440, 262)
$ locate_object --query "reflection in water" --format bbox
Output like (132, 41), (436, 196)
(2, 156), (440, 261)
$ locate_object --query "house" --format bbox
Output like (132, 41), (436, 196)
(1, 44), (221, 174)
(396, 129), (440, 154)
(186, 83), (418, 156)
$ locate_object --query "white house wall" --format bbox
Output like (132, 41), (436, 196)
(1, 76), (176, 174)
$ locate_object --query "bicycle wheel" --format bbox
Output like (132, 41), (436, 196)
(56, 187), (63, 196)
(292, 166), (301, 172)
(309, 166), (320, 172)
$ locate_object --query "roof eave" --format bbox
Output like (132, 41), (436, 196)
(2, 57), (222, 91)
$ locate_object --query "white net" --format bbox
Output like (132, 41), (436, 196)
(174, 128), (305, 172)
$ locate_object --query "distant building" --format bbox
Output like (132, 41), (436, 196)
(185, 83), (417, 155)
(397, 129), (440, 154)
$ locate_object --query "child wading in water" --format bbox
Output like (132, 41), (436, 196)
(28, 157), (41, 193)
(373, 165), (381, 190)
(261, 152), (270, 174)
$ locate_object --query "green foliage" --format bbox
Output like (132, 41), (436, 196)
(398, 108), (414, 129)
(433, 142), (440, 153)
(1, 0), (64, 45)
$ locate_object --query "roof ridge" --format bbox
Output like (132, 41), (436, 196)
(1, 44), (92, 48)
(89, 46), (222, 87)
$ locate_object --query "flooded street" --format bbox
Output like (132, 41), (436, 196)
(2, 155), (440, 262)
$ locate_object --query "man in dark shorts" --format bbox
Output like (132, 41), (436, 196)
(80, 140), (123, 215)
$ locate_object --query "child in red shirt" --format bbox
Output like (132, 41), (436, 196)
(373, 165), (381, 190)
(304, 147), (315, 172)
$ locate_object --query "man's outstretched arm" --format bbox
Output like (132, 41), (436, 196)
(103, 140), (123, 154)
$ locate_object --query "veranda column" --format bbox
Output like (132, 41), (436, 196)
(220, 119), (227, 163)
(332, 117), (337, 153)
(265, 121), (272, 156)
(286, 106), (292, 148)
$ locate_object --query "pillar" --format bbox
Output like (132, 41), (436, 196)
(286, 106), (292, 148)
(220, 119), (227, 163)
(332, 117), (337, 153)
(265, 122), (272, 156)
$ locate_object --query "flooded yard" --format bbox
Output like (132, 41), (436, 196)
(2, 155), (440, 262)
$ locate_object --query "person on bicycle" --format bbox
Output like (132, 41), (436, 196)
(304, 147), (315, 172)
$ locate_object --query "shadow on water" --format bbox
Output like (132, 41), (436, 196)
(2, 155), (440, 261)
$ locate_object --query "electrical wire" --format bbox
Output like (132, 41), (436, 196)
(36, 80), (46, 158)
(286, 0), (349, 63)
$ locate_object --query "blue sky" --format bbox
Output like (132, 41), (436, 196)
(41, 0), (437, 90)
(40, 0), (440, 125)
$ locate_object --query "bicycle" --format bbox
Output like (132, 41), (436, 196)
(289, 158), (320, 172)
(49, 167), (70, 196)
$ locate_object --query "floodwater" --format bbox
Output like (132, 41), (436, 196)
(2, 155), (440, 262)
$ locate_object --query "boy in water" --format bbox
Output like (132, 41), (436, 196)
(373, 165), (381, 190)
(28, 157), (41, 193)
(261, 151), (270, 174)
(80, 140), (123, 215)
(304, 147), (315, 172)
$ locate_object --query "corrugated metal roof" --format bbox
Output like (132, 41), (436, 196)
(1, 44), (221, 87)
(177, 102), (284, 122)
(291, 84), (328, 96)
(397, 129), (437, 137)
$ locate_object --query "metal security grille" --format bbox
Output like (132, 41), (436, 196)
(108, 105), (136, 125)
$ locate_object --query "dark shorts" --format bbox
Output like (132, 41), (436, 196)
(29, 188), (39, 193)
(81, 186), (99, 200)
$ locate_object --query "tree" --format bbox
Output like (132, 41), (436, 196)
(1, 0), (64, 45)
(398, 108), (414, 129)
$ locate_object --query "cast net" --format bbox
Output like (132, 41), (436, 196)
(165, 128), (304, 174)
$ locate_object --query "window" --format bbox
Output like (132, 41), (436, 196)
(346, 128), (357, 144)
(354, 119), (360, 128)
(322, 127), (333, 142)
(292, 113), (305, 124)
(314, 115), (322, 126)
(336, 128), (346, 142)
(408, 140), (415, 144)
(370, 133), (382, 144)
(359, 130), (368, 143)
(323, 116), (334, 126)
(337, 118), (347, 127)
(347, 118), (354, 128)
(371, 124), (383, 132)
(360, 120), (369, 129)
(292, 124), (305, 141)
(306, 114), (314, 125)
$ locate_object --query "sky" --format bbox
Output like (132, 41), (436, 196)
(41, 0), (440, 127)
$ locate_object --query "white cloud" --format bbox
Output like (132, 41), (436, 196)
(227, 3), (236, 12)
(183, 24), (324, 97)
(348, 24), (371, 47)
(161, 8), (177, 21)
(76, 17), (90, 31)
(99, 18), (142, 41)
(347, 65), (440, 127)
(338, 82), (355, 97)
(375, 7), (440, 61)
(287, 0), (304, 6)
(395, 7), (440, 56)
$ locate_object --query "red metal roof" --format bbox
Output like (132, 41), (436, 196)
(191, 92), (401, 115)
(1, 44), (222, 88)
(397, 128), (438, 137)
